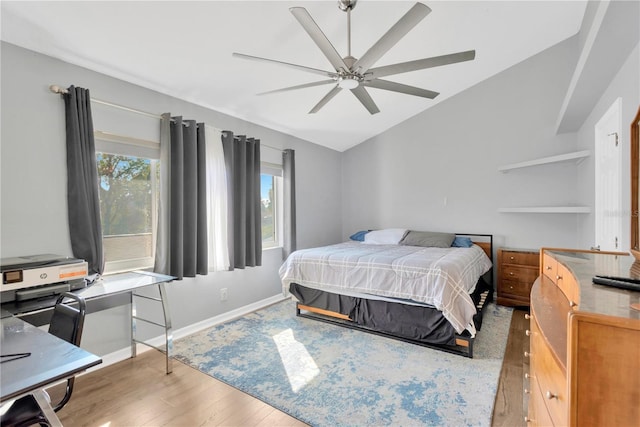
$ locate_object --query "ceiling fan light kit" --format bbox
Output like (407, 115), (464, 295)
(338, 75), (360, 90)
(234, 1), (475, 115)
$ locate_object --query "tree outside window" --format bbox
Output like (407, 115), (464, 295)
(96, 153), (156, 267)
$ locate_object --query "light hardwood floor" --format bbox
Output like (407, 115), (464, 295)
(492, 307), (528, 427)
(50, 308), (528, 426)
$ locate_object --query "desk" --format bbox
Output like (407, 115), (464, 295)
(1, 315), (102, 425)
(1, 271), (175, 373)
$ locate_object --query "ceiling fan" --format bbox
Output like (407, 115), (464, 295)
(233, 0), (475, 115)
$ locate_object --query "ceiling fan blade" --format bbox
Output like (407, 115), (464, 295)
(258, 80), (336, 96)
(309, 86), (342, 114)
(290, 7), (349, 72)
(353, 2), (431, 73)
(363, 79), (439, 99)
(350, 86), (380, 114)
(233, 53), (338, 78)
(368, 50), (476, 79)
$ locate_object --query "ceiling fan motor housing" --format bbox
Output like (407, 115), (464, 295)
(338, 0), (357, 12)
(337, 55), (363, 89)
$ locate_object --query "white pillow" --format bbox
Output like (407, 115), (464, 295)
(363, 228), (408, 245)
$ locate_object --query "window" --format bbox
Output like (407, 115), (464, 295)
(95, 133), (160, 273)
(261, 174), (276, 246)
(261, 163), (283, 249)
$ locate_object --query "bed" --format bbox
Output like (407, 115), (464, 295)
(278, 230), (494, 357)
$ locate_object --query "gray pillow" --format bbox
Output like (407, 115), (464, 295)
(399, 231), (456, 248)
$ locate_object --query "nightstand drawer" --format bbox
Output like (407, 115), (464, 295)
(500, 279), (532, 298)
(501, 265), (538, 283)
(497, 248), (540, 307)
(501, 250), (539, 266)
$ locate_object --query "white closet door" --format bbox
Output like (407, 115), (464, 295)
(595, 98), (622, 251)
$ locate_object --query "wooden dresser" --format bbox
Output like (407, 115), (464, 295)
(526, 249), (640, 426)
(497, 248), (539, 306)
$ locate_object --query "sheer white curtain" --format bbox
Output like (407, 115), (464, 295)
(154, 114), (171, 275)
(204, 125), (230, 271)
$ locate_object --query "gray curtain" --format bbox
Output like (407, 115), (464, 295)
(221, 131), (262, 270)
(63, 85), (104, 276)
(283, 149), (297, 259)
(159, 115), (208, 280)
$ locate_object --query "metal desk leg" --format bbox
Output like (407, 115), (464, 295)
(32, 390), (63, 427)
(130, 283), (173, 374)
(158, 282), (173, 374)
(131, 291), (138, 360)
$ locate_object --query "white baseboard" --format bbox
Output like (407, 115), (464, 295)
(84, 294), (289, 374)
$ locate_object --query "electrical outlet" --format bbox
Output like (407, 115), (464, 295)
(220, 288), (228, 302)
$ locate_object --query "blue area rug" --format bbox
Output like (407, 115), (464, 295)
(173, 300), (513, 427)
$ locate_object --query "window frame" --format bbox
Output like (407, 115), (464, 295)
(94, 132), (160, 274)
(261, 162), (283, 250)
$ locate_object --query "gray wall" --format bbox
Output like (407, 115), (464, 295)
(0, 41), (343, 355)
(342, 36), (582, 251)
(575, 43), (640, 249)
(340, 3), (639, 259)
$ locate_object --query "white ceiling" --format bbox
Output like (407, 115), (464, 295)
(1, 1), (587, 152)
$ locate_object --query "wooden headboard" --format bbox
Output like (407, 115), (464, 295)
(456, 233), (493, 261)
(458, 233), (494, 286)
(474, 241), (492, 260)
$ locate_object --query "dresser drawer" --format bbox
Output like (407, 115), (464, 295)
(556, 263), (580, 307)
(542, 253), (558, 283)
(530, 376), (556, 427)
(502, 250), (539, 266)
(530, 317), (567, 426)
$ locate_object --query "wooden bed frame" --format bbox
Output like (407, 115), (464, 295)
(293, 233), (494, 358)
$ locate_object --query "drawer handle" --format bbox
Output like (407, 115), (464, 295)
(569, 300), (577, 307)
(524, 313), (531, 320)
(546, 391), (558, 400)
(509, 286), (514, 290)
(524, 388), (530, 394)
(556, 275), (562, 280)
(509, 272), (514, 276)
(525, 329), (532, 336)
(510, 256), (515, 260)
(524, 351), (531, 358)
(546, 265), (552, 270)
(524, 416), (533, 423)
(525, 373), (535, 380)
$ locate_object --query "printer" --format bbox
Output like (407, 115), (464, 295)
(1, 254), (88, 302)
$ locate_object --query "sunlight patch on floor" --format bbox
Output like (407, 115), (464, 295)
(273, 328), (319, 393)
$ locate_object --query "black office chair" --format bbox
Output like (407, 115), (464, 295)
(1, 292), (87, 427)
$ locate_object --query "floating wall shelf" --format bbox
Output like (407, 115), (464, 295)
(498, 150), (590, 173)
(498, 207), (591, 214)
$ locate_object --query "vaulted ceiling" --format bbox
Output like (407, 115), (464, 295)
(1, 1), (587, 151)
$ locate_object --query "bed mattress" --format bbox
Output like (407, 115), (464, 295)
(279, 242), (492, 333)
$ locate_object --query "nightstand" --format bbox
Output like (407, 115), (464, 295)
(497, 248), (539, 306)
